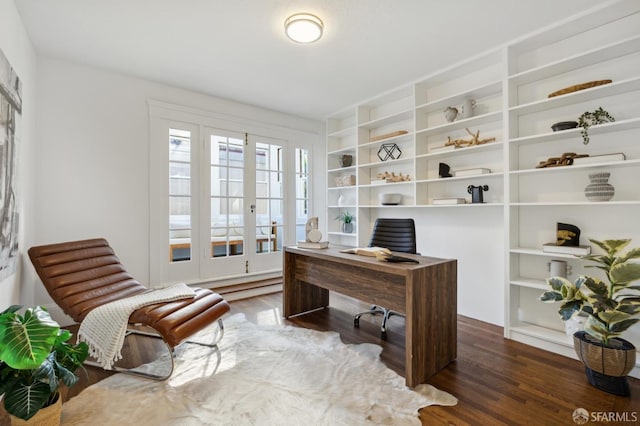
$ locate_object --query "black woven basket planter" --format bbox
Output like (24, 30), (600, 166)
(573, 331), (636, 396)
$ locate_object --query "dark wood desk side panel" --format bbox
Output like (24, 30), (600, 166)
(405, 259), (457, 387)
(283, 251), (329, 317)
(293, 255), (406, 313)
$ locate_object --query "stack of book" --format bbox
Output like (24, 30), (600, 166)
(431, 198), (467, 205)
(542, 243), (591, 255)
(452, 168), (491, 177)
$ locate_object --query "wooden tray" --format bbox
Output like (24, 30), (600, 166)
(369, 130), (408, 142)
(548, 80), (612, 98)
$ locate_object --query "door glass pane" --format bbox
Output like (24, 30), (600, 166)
(210, 134), (244, 258)
(256, 142), (282, 253)
(295, 148), (310, 243)
(169, 129), (191, 262)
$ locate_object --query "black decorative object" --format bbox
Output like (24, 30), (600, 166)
(557, 222), (580, 246)
(439, 162), (452, 178)
(551, 121), (578, 132)
(467, 184), (489, 203)
(338, 154), (352, 167)
(377, 143), (402, 162)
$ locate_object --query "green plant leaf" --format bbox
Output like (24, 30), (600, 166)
(610, 262), (640, 285)
(609, 318), (640, 333)
(0, 307), (60, 370)
(584, 315), (611, 343)
(3, 381), (51, 421)
(546, 276), (571, 292)
(618, 247), (640, 263)
(559, 300), (583, 321)
(539, 290), (563, 302)
(583, 277), (607, 296)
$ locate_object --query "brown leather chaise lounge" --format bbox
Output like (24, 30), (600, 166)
(28, 237), (231, 380)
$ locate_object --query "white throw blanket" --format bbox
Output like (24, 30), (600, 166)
(78, 283), (195, 369)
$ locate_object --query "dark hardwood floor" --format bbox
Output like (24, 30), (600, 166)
(2, 291), (637, 425)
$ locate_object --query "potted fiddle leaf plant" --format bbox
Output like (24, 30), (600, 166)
(539, 239), (640, 396)
(336, 211), (354, 233)
(577, 107), (615, 145)
(0, 305), (89, 424)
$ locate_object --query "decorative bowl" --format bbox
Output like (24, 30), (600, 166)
(378, 193), (402, 205)
(551, 121), (578, 132)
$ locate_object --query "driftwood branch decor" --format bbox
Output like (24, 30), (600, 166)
(444, 128), (495, 148)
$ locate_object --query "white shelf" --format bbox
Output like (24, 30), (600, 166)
(358, 131), (414, 149)
(359, 109), (413, 129)
(416, 111), (502, 136)
(326, 1), (640, 372)
(509, 76), (640, 115)
(511, 201), (640, 207)
(419, 141), (502, 159)
(358, 157), (413, 170)
(327, 126), (356, 139)
(509, 34), (640, 85)
(328, 166), (356, 174)
(510, 158), (640, 176)
(510, 248), (583, 259)
(415, 80), (502, 114)
(327, 186), (356, 191)
(327, 205), (357, 209)
(509, 117), (640, 146)
(416, 172), (503, 184)
(510, 323), (573, 347)
(510, 278), (547, 291)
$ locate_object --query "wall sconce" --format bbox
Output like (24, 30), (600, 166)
(284, 13), (324, 43)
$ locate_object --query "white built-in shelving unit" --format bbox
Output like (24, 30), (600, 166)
(326, 0), (640, 377)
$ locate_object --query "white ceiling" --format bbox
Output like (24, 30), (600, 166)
(16, 0), (601, 120)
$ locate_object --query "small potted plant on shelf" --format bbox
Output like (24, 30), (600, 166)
(577, 107), (615, 145)
(0, 305), (89, 425)
(336, 211), (354, 233)
(539, 239), (640, 396)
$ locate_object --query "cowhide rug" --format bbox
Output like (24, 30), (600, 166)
(61, 314), (456, 425)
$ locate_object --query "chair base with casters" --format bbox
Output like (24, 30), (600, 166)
(354, 305), (402, 340)
(353, 218), (416, 339)
(28, 238), (231, 381)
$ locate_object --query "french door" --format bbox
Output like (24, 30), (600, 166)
(155, 116), (311, 287)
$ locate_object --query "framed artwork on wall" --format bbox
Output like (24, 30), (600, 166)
(0, 48), (22, 281)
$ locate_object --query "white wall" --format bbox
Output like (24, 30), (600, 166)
(29, 57), (324, 321)
(371, 207), (504, 325)
(0, 0), (37, 309)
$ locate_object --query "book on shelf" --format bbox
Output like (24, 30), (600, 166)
(297, 241), (329, 249)
(431, 198), (467, 205)
(542, 243), (591, 256)
(452, 168), (491, 177)
(572, 152), (626, 165)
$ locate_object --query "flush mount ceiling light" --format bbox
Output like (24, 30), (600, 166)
(284, 13), (324, 43)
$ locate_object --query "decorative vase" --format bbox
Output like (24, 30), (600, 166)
(10, 393), (62, 426)
(338, 155), (352, 168)
(573, 331), (636, 396)
(584, 172), (614, 202)
(342, 222), (353, 233)
(460, 98), (475, 119)
(443, 106), (458, 123)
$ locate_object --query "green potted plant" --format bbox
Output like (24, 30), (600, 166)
(336, 211), (354, 233)
(539, 239), (640, 396)
(0, 305), (89, 424)
(577, 107), (615, 145)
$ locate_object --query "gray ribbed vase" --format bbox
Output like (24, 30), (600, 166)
(585, 172), (615, 202)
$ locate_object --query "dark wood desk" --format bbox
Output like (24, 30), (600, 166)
(283, 246), (457, 387)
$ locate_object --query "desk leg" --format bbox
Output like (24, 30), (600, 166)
(404, 260), (457, 387)
(283, 251), (329, 317)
